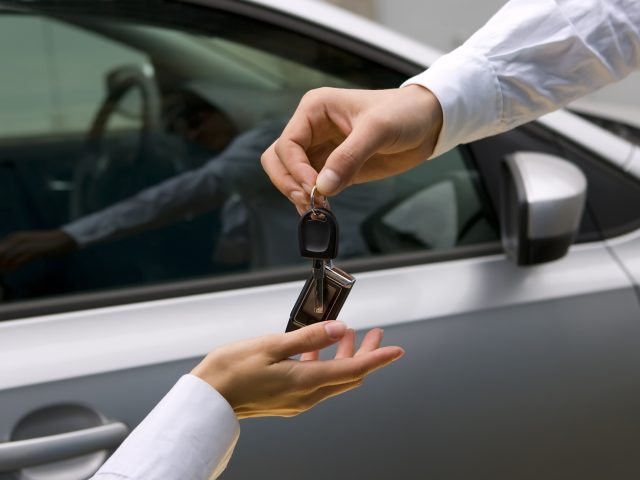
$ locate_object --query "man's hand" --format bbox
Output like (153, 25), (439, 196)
(0, 230), (77, 273)
(191, 321), (404, 419)
(261, 85), (443, 213)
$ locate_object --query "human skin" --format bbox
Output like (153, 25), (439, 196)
(0, 230), (77, 273)
(261, 85), (443, 214)
(191, 321), (404, 418)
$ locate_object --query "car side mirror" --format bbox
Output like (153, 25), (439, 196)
(500, 152), (587, 266)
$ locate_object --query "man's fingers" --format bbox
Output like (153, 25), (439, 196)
(274, 139), (318, 192)
(300, 346), (404, 388)
(316, 120), (388, 196)
(272, 99), (332, 193)
(300, 350), (319, 362)
(271, 321), (347, 360)
(261, 144), (308, 206)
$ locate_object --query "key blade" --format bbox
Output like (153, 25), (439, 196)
(313, 259), (324, 314)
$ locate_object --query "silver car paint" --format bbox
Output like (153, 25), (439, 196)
(511, 152), (587, 239)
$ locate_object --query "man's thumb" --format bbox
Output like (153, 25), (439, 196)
(276, 321), (347, 359)
(316, 123), (383, 196)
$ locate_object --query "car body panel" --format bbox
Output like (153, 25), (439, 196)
(229, 290), (640, 479)
(538, 110), (637, 177)
(627, 145), (640, 178)
(607, 229), (640, 289)
(1, 243), (638, 479)
(3, 274), (639, 479)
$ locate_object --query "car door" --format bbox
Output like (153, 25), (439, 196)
(227, 129), (640, 480)
(1, 1), (640, 480)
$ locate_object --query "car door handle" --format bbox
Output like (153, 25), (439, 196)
(0, 421), (129, 472)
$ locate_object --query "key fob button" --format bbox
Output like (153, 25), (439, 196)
(299, 207), (339, 259)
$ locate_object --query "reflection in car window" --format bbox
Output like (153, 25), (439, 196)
(0, 2), (497, 310)
(0, 15), (148, 139)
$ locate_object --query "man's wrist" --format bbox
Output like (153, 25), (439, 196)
(402, 46), (501, 158)
(401, 84), (443, 158)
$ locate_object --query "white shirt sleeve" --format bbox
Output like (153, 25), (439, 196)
(91, 374), (240, 480)
(403, 0), (640, 158)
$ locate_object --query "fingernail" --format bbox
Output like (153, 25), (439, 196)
(325, 321), (347, 340)
(317, 169), (341, 194)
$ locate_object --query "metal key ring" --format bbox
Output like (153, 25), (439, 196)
(310, 185), (329, 214)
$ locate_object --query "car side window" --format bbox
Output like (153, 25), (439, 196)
(360, 148), (498, 255)
(0, 2), (498, 314)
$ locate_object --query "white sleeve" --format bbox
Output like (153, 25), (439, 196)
(403, 0), (640, 158)
(91, 374), (240, 480)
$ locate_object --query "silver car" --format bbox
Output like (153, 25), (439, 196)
(1, 1), (640, 479)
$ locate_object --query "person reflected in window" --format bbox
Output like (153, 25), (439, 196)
(0, 90), (393, 274)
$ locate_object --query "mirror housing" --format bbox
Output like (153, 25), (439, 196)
(500, 152), (587, 266)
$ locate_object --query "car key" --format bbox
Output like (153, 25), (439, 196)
(287, 186), (355, 332)
(286, 262), (355, 332)
(298, 187), (338, 314)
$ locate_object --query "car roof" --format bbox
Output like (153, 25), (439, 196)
(186, 0), (443, 67)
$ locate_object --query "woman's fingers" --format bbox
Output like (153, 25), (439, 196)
(355, 328), (384, 356)
(334, 328), (356, 359)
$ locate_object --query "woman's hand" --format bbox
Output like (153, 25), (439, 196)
(191, 321), (404, 418)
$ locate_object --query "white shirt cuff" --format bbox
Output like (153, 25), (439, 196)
(402, 46), (502, 158)
(93, 374), (240, 480)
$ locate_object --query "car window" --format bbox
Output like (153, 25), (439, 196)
(0, 1), (498, 315)
(0, 15), (148, 140)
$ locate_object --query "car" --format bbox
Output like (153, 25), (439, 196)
(1, 1), (640, 479)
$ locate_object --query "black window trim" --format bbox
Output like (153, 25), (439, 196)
(0, 0), (503, 322)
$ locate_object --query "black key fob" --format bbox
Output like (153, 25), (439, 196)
(286, 262), (355, 332)
(298, 207), (339, 259)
